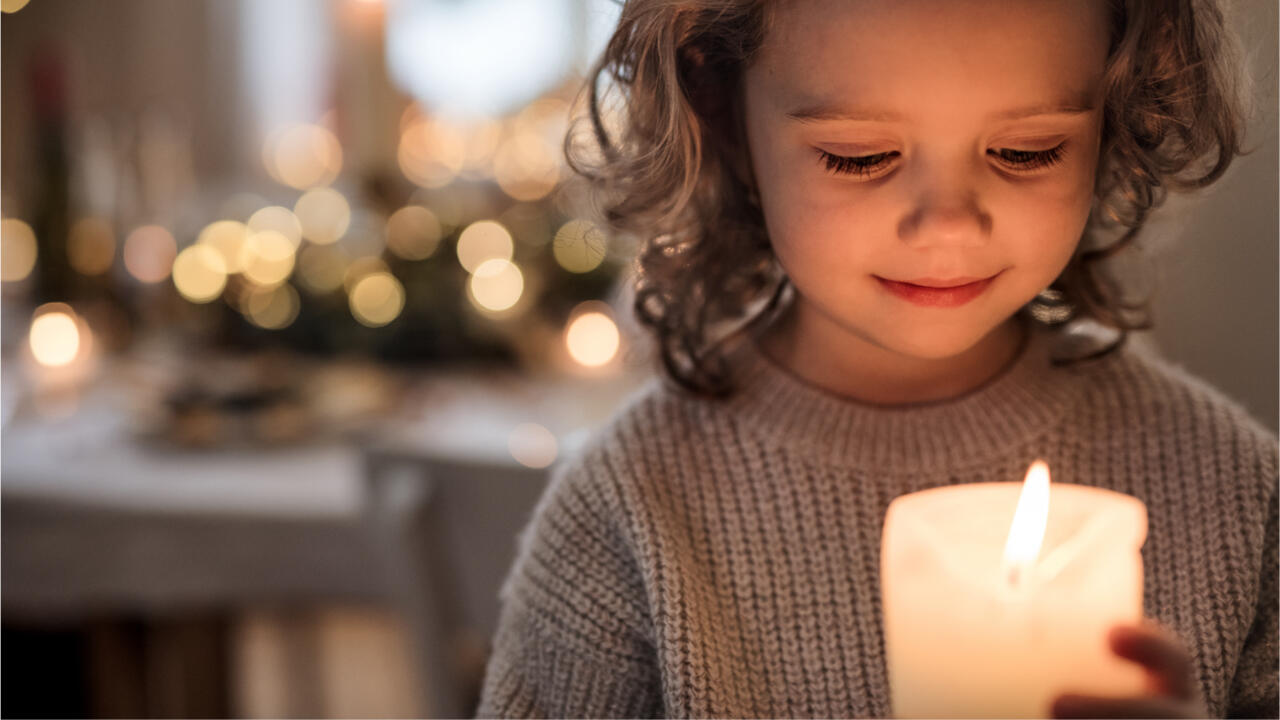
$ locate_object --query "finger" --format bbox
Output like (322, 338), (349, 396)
(1051, 692), (1193, 719)
(1108, 623), (1198, 701)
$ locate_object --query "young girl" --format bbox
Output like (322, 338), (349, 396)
(477, 0), (1276, 717)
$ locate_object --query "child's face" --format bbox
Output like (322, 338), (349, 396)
(741, 0), (1109, 360)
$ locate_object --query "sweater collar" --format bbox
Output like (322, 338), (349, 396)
(719, 321), (1090, 472)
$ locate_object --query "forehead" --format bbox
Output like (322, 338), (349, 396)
(752, 0), (1110, 122)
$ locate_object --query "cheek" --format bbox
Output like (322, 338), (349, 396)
(756, 158), (890, 270)
(763, 186), (888, 279)
(996, 177), (1093, 272)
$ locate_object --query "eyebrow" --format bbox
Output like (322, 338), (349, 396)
(785, 100), (1096, 124)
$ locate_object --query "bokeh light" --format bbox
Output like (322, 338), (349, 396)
(398, 117), (466, 189)
(67, 218), (116, 276)
(1, 218), (38, 282)
(343, 256), (390, 295)
(29, 305), (81, 367)
(248, 206), (303, 249)
(565, 305), (620, 367)
(264, 124), (343, 190)
(239, 231), (297, 287)
(492, 130), (560, 202)
(123, 225), (178, 284)
(172, 244), (229, 303)
(460, 119), (503, 179)
(197, 220), (250, 274)
(507, 422), (558, 469)
(244, 284), (301, 330)
(467, 258), (523, 312)
(456, 220), (513, 274)
(294, 187), (350, 245)
(348, 271), (405, 327)
(552, 219), (608, 273)
(297, 244), (350, 294)
(386, 205), (443, 260)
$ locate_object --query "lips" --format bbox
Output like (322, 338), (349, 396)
(898, 276), (990, 289)
(875, 272), (1000, 308)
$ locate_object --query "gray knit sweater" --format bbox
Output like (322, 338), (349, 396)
(476, 324), (1278, 718)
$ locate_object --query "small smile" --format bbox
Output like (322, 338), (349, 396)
(874, 271), (1002, 308)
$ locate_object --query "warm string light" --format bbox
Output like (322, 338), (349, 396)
(8, 98), (613, 355)
(564, 301), (620, 368)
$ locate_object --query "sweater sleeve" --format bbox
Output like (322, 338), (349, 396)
(474, 453), (663, 719)
(1227, 453), (1279, 719)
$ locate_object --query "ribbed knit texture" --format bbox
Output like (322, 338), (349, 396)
(476, 323), (1278, 719)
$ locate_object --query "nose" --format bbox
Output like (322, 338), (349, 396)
(897, 170), (993, 247)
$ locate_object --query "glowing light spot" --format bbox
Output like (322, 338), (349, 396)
(386, 205), (442, 260)
(553, 219), (608, 273)
(467, 258), (523, 312)
(348, 271), (405, 327)
(565, 308), (620, 367)
(399, 103), (427, 135)
(459, 118), (503, 179)
(508, 422), (558, 469)
(2, 0), (32, 13)
(294, 187), (350, 245)
(172, 244), (228, 303)
(123, 225), (177, 283)
(244, 284), (300, 330)
(516, 98), (571, 138)
(67, 218), (116, 276)
(197, 220), (250, 274)
(297, 244), (349, 294)
(264, 124), (343, 190)
(398, 118), (466, 188)
(456, 220), (513, 273)
(29, 307), (80, 367)
(343, 256), (390, 294)
(1, 218), (38, 282)
(248, 206), (303, 248)
(239, 231), (297, 287)
(493, 130), (560, 202)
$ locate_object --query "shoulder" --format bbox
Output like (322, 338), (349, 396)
(1066, 336), (1278, 489)
(538, 373), (736, 535)
(560, 373), (734, 485)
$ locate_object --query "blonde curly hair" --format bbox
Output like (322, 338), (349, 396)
(566, 0), (1253, 396)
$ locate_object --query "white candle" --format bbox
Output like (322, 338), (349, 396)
(880, 460), (1150, 718)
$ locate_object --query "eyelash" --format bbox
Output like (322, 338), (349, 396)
(816, 143), (1067, 178)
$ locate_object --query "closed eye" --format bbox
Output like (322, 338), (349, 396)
(816, 142), (1068, 178)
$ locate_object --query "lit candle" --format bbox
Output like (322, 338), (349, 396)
(880, 459), (1149, 718)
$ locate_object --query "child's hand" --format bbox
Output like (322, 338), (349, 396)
(1050, 619), (1210, 718)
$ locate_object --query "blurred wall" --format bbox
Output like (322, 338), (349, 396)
(1, 0), (248, 215)
(1141, 0), (1279, 432)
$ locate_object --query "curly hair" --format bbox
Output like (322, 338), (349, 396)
(565, 0), (1253, 397)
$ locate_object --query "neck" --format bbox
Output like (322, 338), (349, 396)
(756, 301), (1030, 406)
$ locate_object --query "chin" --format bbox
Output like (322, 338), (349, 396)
(867, 322), (993, 361)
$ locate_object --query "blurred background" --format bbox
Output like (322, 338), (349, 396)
(0, 0), (1275, 718)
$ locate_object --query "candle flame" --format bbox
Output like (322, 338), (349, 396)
(1001, 459), (1051, 588)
